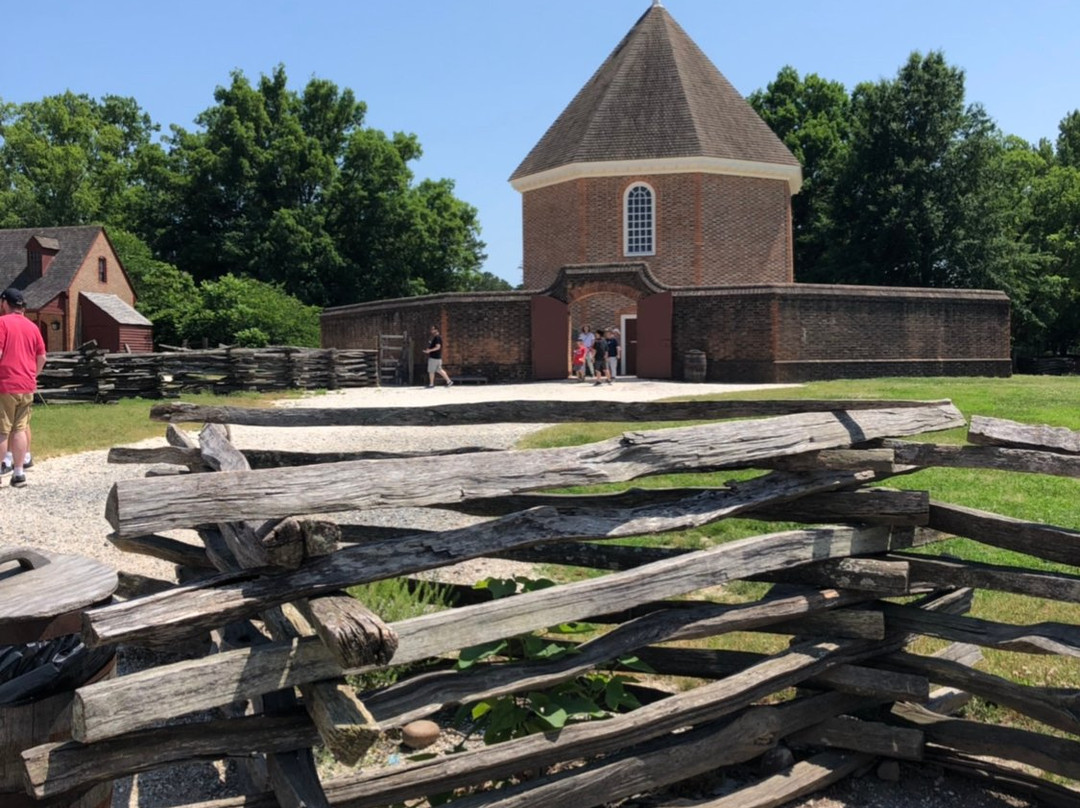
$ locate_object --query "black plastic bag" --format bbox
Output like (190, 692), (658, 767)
(0, 634), (114, 705)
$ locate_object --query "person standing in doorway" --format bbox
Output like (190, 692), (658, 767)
(579, 324), (595, 379)
(605, 328), (621, 384)
(422, 325), (453, 389)
(0, 288), (46, 488)
(592, 328), (609, 385)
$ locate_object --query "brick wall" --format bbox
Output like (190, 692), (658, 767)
(700, 175), (792, 286)
(522, 173), (792, 290)
(569, 293), (636, 337)
(322, 277), (1012, 385)
(321, 291), (535, 383)
(522, 182), (583, 288)
(672, 284), (1012, 382)
(68, 231), (141, 351)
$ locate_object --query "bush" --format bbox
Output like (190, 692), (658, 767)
(234, 327), (270, 348)
(186, 274), (321, 347)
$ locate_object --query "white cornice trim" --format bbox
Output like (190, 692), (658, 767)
(510, 156), (803, 194)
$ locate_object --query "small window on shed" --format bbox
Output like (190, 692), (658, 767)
(98, 257), (107, 283)
(624, 183), (655, 256)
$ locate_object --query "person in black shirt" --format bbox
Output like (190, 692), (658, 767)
(422, 325), (453, 388)
(592, 329), (609, 386)
(605, 329), (621, 383)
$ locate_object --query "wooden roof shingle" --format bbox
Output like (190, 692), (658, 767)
(81, 291), (152, 327)
(511, 4), (799, 186)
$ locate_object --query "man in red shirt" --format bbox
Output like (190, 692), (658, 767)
(0, 288), (46, 487)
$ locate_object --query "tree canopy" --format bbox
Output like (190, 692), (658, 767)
(0, 66), (502, 347)
(2, 57), (1079, 356)
(748, 66), (850, 282)
(143, 66), (489, 307)
(751, 53), (1079, 355)
(0, 92), (164, 228)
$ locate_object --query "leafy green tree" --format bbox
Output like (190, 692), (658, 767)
(108, 229), (200, 347)
(150, 66), (486, 307)
(1057, 110), (1080, 169)
(0, 92), (165, 228)
(749, 66), (851, 281)
(821, 51), (1043, 305)
(112, 230), (320, 348)
(1017, 136), (1080, 353)
(460, 270), (513, 292)
(986, 137), (1066, 353)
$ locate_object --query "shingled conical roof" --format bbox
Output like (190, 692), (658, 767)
(510, 2), (800, 190)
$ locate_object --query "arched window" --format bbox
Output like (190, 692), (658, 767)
(624, 183), (655, 256)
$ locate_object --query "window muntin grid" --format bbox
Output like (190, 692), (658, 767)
(624, 184), (655, 256)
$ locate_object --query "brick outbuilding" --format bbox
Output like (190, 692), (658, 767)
(0, 226), (153, 353)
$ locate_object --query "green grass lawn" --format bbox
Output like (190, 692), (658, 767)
(27, 390), (290, 458)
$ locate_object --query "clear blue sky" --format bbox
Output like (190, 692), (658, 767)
(2, 1), (1077, 287)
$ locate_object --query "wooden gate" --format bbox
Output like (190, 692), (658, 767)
(530, 296), (570, 380)
(377, 334), (411, 386)
(635, 291), (672, 379)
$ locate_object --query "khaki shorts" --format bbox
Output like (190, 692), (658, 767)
(0, 393), (33, 435)
(427, 357), (443, 374)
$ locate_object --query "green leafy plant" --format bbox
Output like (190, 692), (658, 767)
(454, 576), (643, 744)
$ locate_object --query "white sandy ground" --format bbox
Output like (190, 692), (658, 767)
(0, 378), (1051, 806)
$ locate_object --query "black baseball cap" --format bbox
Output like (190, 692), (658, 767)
(0, 288), (25, 307)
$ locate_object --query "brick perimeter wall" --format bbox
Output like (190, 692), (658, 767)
(321, 292), (534, 384)
(522, 174), (792, 290)
(672, 284), (1012, 382)
(322, 281), (1011, 385)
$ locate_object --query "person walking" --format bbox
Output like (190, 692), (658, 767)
(571, 338), (587, 381)
(0, 288), (46, 488)
(422, 325), (454, 388)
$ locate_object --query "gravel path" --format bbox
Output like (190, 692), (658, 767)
(1, 379), (1054, 807)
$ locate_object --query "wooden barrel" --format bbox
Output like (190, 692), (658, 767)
(0, 652), (116, 808)
(683, 349), (707, 382)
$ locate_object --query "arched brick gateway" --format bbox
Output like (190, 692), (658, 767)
(533, 264), (671, 380)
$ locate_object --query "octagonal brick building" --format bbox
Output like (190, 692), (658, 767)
(321, 2), (1011, 384)
(511, 1), (802, 292)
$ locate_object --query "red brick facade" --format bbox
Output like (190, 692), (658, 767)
(322, 268), (1012, 384)
(672, 284), (1012, 382)
(65, 231), (142, 350)
(522, 173), (793, 290)
(321, 291), (536, 383)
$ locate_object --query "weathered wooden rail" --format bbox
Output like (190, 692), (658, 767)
(36, 342), (379, 402)
(14, 398), (1080, 806)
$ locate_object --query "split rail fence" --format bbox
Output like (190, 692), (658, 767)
(36, 343), (380, 402)
(16, 397), (1080, 806)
